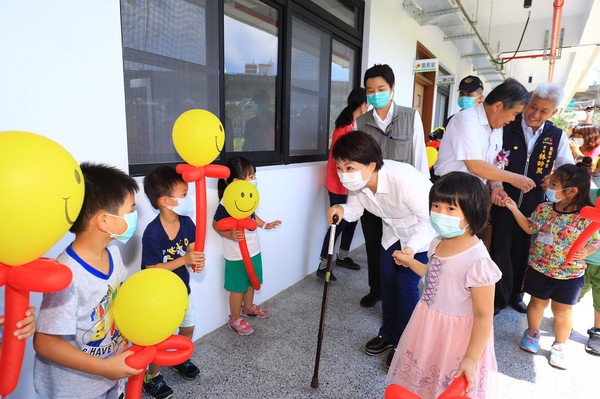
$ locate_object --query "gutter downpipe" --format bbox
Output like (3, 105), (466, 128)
(548, 0), (565, 82)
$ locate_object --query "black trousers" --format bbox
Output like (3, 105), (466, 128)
(361, 209), (383, 295)
(489, 204), (533, 310)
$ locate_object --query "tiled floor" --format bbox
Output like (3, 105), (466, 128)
(161, 245), (598, 398)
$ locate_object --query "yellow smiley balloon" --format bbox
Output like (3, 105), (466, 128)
(0, 131), (84, 266)
(222, 180), (260, 220)
(113, 268), (188, 346)
(172, 109), (225, 167)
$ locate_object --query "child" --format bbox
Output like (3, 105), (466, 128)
(141, 165), (205, 398)
(33, 162), (143, 399)
(387, 171), (501, 399)
(504, 163), (600, 369)
(328, 131), (435, 371)
(213, 157), (281, 335)
(0, 306), (36, 343)
(582, 178), (600, 356)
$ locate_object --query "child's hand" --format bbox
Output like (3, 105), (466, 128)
(263, 220), (282, 230)
(454, 357), (477, 394)
(14, 306), (36, 340)
(186, 250), (205, 273)
(502, 197), (517, 210)
(230, 229), (245, 241)
(571, 248), (588, 261)
(102, 350), (144, 380)
(392, 250), (411, 267)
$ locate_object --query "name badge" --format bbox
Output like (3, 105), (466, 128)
(536, 232), (554, 246)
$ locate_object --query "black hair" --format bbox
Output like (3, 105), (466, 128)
(331, 130), (384, 171)
(335, 87), (367, 129)
(363, 64), (395, 88)
(484, 78), (530, 110)
(143, 165), (186, 210)
(551, 164), (592, 211)
(218, 156), (256, 200)
(429, 172), (490, 236)
(70, 162), (139, 234)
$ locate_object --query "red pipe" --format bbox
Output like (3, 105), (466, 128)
(501, 53), (545, 60)
(548, 0), (564, 82)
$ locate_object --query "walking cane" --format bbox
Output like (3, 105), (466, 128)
(310, 214), (339, 388)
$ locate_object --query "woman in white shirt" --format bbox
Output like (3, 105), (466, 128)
(328, 130), (435, 370)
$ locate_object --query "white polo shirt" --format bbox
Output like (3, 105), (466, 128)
(340, 160), (435, 253)
(434, 103), (503, 182)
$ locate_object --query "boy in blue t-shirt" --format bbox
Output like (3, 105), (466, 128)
(141, 165), (204, 399)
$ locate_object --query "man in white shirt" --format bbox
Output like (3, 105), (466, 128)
(434, 78), (535, 192)
(490, 83), (574, 314)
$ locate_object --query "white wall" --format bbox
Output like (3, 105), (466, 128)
(0, 1), (478, 397)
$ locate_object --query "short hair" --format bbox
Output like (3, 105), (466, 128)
(363, 64), (395, 88)
(429, 172), (490, 236)
(143, 165), (186, 209)
(70, 162), (139, 234)
(484, 78), (530, 110)
(552, 164), (592, 210)
(331, 130), (384, 171)
(531, 83), (564, 108)
(218, 156), (257, 200)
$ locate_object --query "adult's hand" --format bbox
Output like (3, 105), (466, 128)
(510, 173), (535, 193)
(490, 186), (509, 206)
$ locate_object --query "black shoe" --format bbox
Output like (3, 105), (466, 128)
(511, 300), (528, 314)
(335, 256), (361, 270)
(365, 335), (393, 355)
(143, 373), (174, 399)
(384, 348), (396, 371)
(316, 267), (337, 281)
(586, 327), (600, 356)
(171, 359), (200, 380)
(360, 291), (380, 308)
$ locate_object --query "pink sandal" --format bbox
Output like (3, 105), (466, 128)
(242, 304), (271, 318)
(228, 317), (254, 335)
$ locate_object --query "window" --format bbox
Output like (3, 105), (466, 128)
(120, 0), (364, 174)
(121, 0), (220, 175)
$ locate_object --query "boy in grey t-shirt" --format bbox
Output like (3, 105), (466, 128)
(33, 163), (142, 399)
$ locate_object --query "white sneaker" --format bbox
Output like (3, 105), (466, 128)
(549, 342), (568, 370)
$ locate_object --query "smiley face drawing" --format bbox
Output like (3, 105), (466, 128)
(222, 180), (260, 220)
(0, 131), (84, 266)
(172, 109), (226, 167)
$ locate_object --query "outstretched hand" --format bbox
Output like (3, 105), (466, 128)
(263, 220), (282, 230)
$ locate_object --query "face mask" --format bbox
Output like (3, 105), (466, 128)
(105, 211), (138, 244)
(338, 165), (371, 192)
(457, 96), (476, 110)
(430, 211), (468, 239)
(168, 195), (194, 216)
(572, 137), (584, 147)
(249, 179), (258, 187)
(545, 188), (570, 203)
(367, 91), (391, 109)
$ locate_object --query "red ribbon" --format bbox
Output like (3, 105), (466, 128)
(216, 217), (260, 290)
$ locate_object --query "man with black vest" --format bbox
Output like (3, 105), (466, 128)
(490, 83), (574, 315)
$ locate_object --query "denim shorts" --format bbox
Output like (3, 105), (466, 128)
(523, 267), (584, 305)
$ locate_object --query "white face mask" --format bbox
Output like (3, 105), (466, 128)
(572, 137), (584, 147)
(337, 165), (371, 191)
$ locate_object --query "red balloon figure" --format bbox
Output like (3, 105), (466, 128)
(216, 217), (261, 290)
(124, 335), (193, 399)
(0, 259), (72, 397)
(566, 197), (600, 263)
(384, 376), (468, 399)
(176, 163), (230, 254)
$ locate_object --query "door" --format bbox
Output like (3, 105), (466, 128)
(413, 81), (425, 117)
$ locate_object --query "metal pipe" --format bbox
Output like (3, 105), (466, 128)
(548, 0), (565, 82)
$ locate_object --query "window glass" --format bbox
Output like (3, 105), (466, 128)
(289, 17), (330, 157)
(121, 0), (219, 169)
(310, 0), (358, 28)
(224, 0), (279, 153)
(328, 39), (356, 146)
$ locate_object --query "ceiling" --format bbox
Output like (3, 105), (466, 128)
(405, 0), (600, 109)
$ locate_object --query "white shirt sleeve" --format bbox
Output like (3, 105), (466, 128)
(412, 111), (430, 176)
(450, 114), (485, 162)
(401, 178), (435, 252)
(555, 130), (575, 167)
(340, 192), (364, 222)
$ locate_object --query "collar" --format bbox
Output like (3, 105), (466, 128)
(474, 103), (491, 130)
(520, 116), (544, 136)
(372, 102), (394, 125)
(361, 164), (389, 196)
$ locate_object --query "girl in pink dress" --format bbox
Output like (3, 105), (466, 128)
(387, 172), (501, 399)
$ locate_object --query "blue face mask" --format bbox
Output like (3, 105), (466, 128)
(168, 195), (194, 216)
(457, 96), (476, 110)
(106, 211), (138, 244)
(430, 211), (468, 239)
(367, 91), (391, 109)
(249, 179), (258, 187)
(546, 188), (570, 203)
